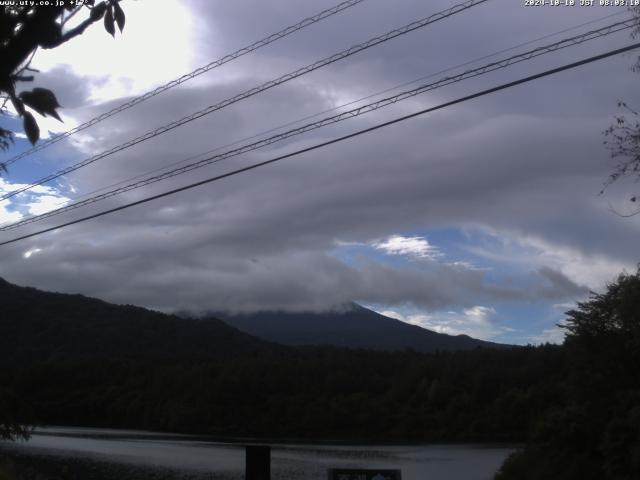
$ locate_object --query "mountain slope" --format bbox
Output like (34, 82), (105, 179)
(0, 278), (279, 366)
(212, 303), (505, 352)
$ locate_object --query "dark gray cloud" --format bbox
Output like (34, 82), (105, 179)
(535, 266), (590, 299)
(25, 65), (94, 109)
(0, 0), (638, 317)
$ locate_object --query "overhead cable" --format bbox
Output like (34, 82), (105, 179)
(1, 41), (639, 247)
(61, 9), (630, 206)
(0, 0), (489, 201)
(2, 17), (635, 232)
(2, 0), (368, 166)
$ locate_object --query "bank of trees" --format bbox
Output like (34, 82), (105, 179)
(4, 344), (565, 442)
(1, 271), (638, 477)
(497, 269), (640, 479)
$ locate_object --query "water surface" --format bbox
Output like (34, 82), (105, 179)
(0, 427), (515, 480)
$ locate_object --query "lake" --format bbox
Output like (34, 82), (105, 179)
(0, 427), (515, 480)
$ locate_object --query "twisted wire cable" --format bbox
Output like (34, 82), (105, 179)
(0, 0), (489, 201)
(2, 42), (639, 247)
(63, 10), (629, 206)
(2, 16), (635, 232)
(3, 0), (367, 166)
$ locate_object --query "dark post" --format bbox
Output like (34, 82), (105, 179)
(245, 445), (271, 480)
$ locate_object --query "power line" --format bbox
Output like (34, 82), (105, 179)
(0, 0), (489, 202)
(2, 17), (635, 232)
(1, 41), (638, 248)
(3, 0), (367, 166)
(58, 9), (630, 207)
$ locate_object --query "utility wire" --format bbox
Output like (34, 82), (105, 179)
(58, 9), (630, 207)
(0, 0), (489, 202)
(2, 17), (635, 232)
(3, 0), (367, 166)
(1, 41), (638, 248)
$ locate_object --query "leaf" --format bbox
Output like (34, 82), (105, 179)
(90, 2), (106, 21)
(23, 112), (39, 145)
(11, 96), (25, 116)
(19, 88), (62, 121)
(113, 2), (125, 32)
(104, 6), (115, 37)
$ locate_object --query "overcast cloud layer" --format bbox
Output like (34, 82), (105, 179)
(1, 0), (639, 343)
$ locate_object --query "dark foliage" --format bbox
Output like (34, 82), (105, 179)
(603, 102), (640, 215)
(0, 385), (32, 441)
(600, 6), (640, 216)
(2, 346), (563, 443)
(496, 269), (640, 480)
(1, 271), (638, 480)
(0, 278), (277, 366)
(0, 0), (125, 165)
(0, 277), (560, 443)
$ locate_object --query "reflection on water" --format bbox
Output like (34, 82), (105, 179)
(0, 427), (515, 480)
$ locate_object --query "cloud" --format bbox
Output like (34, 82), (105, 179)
(31, 0), (198, 103)
(379, 305), (504, 341)
(23, 248), (41, 259)
(25, 195), (69, 216)
(535, 266), (589, 299)
(0, 178), (71, 225)
(0, 0), (637, 346)
(0, 200), (22, 225)
(527, 325), (566, 345)
(373, 235), (442, 260)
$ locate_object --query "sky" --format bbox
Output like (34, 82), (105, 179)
(1, 0), (639, 345)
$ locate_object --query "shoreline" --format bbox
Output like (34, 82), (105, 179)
(0, 446), (237, 480)
(29, 425), (521, 448)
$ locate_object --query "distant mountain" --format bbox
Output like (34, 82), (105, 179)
(0, 278), (279, 366)
(0, 277), (503, 369)
(211, 303), (506, 352)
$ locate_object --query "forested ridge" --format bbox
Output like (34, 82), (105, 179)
(0, 278), (278, 366)
(2, 345), (561, 442)
(0, 277), (546, 442)
(1, 272), (639, 479)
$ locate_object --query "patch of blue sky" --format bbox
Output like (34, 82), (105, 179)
(1, 113), (84, 187)
(333, 226), (575, 344)
(490, 302), (566, 345)
(332, 225), (532, 275)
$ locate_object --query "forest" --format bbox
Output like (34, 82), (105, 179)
(0, 270), (638, 479)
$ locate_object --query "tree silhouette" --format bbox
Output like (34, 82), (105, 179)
(497, 269), (640, 480)
(602, 6), (640, 216)
(0, 0), (126, 169)
(0, 0), (125, 440)
(0, 387), (32, 441)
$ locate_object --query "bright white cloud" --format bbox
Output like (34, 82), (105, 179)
(26, 195), (70, 216)
(23, 248), (42, 259)
(465, 228), (632, 293)
(0, 178), (71, 225)
(517, 235), (631, 293)
(374, 235), (442, 260)
(0, 200), (22, 224)
(463, 306), (496, 324)
(31, 0), (197, 102)
(379, 305), (503, 341)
